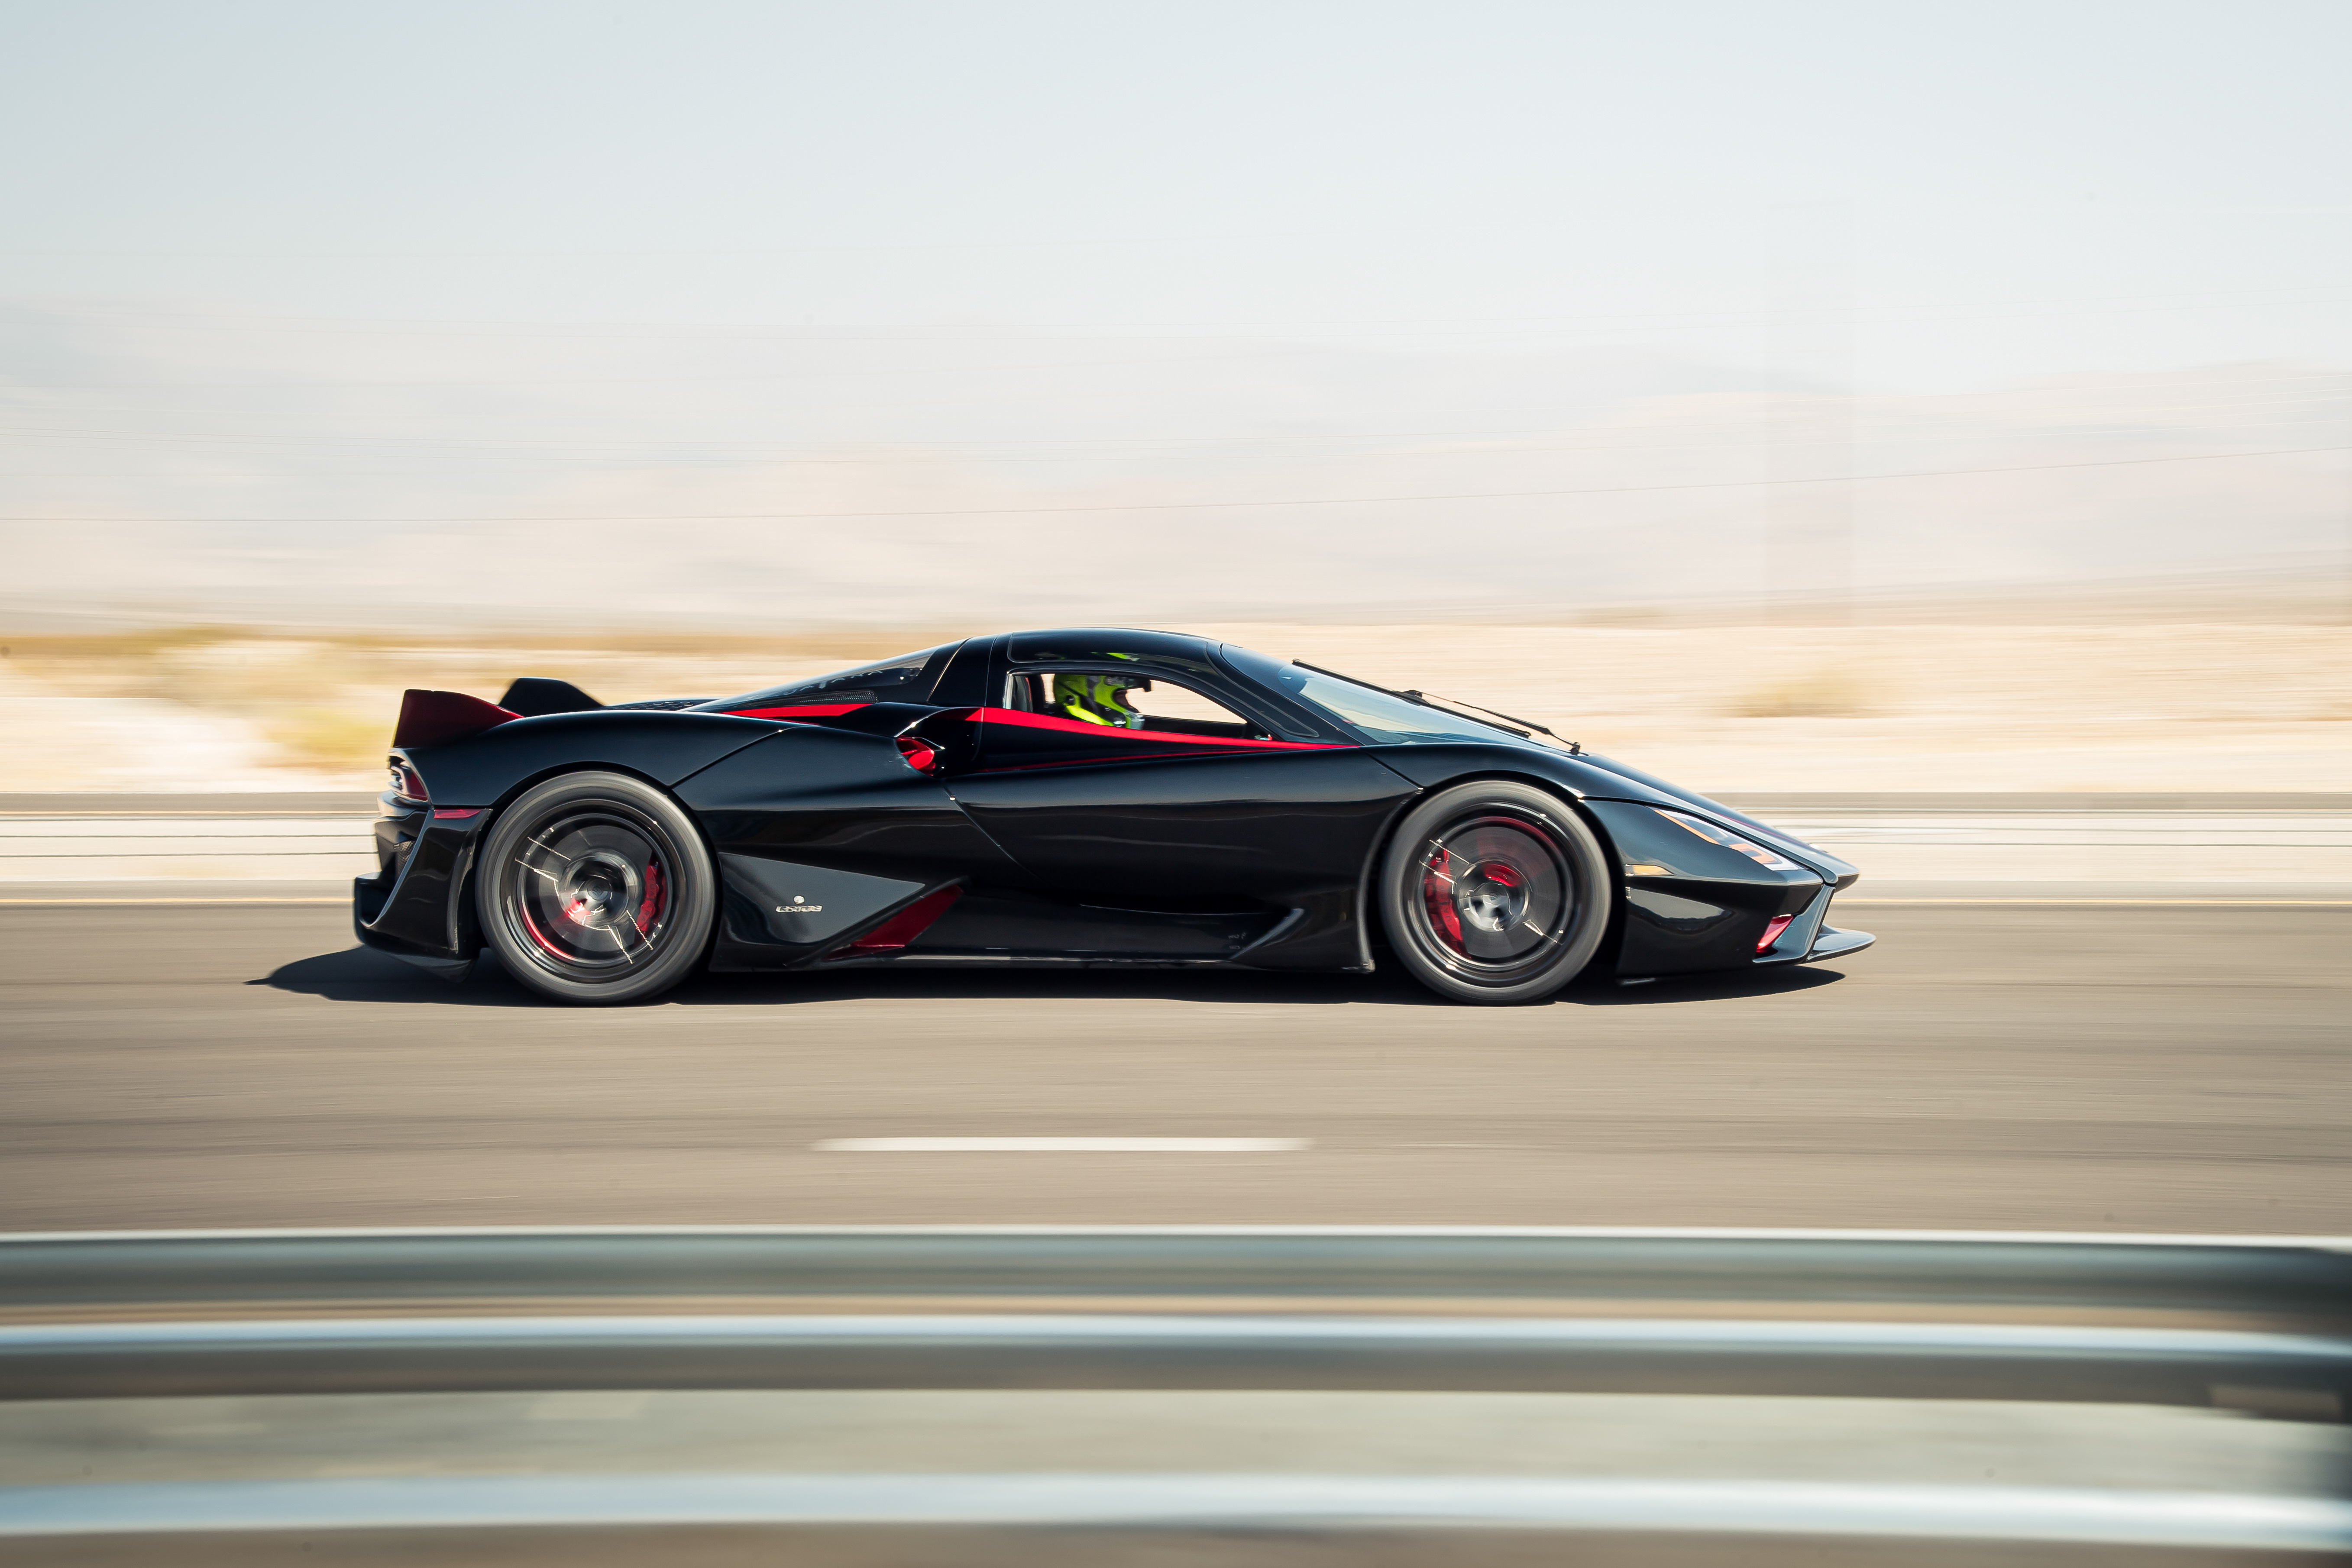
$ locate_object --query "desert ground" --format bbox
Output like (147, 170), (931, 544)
(1, 618), (2345, 795)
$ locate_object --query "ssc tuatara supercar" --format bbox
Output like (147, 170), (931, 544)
(356, 628), (1872, 1005)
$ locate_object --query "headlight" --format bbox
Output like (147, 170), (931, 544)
(1655, 808), (1804, 872)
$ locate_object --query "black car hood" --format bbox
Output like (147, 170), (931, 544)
(1572, 750), (1859, 887)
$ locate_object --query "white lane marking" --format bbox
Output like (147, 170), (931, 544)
(814, 1138), (1309, 1154)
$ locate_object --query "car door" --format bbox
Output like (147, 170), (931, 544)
(935, 660), (1418, 964)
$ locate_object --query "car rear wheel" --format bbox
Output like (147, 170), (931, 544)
(1379, 781), (1609, 1005)
(477, 771), (715, 1005)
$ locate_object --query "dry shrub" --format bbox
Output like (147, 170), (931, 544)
(1726, 669), (1870, 718)
(265, 707), (394, 772)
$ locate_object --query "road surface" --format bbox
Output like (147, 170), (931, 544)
(2, 887), (2346, 1235)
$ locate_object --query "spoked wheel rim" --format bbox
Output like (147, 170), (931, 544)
(500, 805), (679, 981)
(1413, 812), (1579, 983)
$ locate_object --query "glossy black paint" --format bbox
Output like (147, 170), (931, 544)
(369, 793), (425, 887)
(354, 794), (491, 967)
(927, 638), (998, 708)
(895, 887), (1280, 966)
(964, 714), (1325, 773)
(716, 853), (929, 963)
(1582, 798), (1821, 976)
(1573, 750), (1861, 892)
(780, 701), (941, 740)
(349, 625), (1871, 987)
(1365, 740), (1672, 807)
(950, 744), (1417, 972)
(679, 725), (1024, 883)
(1362, 740), (1860, 974)
(675, 724), (1028, 972)
(497, 677), (602, 718)
(401, 711), (783, 808)
(696, 641), (969, 714)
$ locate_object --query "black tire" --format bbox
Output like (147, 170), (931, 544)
(1378, 780), (1610, 1005)
(476, 771), (715, 1005)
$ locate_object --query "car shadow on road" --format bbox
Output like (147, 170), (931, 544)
(259, 945), (1848, 1009)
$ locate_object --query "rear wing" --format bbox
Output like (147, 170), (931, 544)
(390, 678), (603, 750)
(391, 690), (519, 750)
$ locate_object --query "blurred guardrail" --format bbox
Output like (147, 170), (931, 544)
(1747, 802), (2352, 886)
(8, 1223), (2352, 1321)
(1, 1227), (2348, 1563)
(0, 794), (377, 882)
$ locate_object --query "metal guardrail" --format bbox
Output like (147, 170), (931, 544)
(9, 1225), (2351, 1317)
(7, 1474), (2350, 1558)
(0, 806), (376, 881)
(7, 1310), (2348, 1409)
(5, 1228), (2349, 1409)
(3, 1228), (2349, 1561)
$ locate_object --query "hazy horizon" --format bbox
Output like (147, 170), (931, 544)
(5, 3), (2350, 629)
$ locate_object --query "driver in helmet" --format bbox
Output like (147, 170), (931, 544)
(1051, 671), (1150, 728)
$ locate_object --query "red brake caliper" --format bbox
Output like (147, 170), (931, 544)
(634, 860), (666, 936)
(1422, 846), (1465, 951)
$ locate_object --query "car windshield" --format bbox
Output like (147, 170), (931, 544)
(705, 642), (960, 710)
(1218, 643), (1522, 745)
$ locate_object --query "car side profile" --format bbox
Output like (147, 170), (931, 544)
(355, 628), (1871, 1005)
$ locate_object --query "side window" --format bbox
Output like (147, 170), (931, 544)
(1130, 682), (1249, 728)
(1010, 669), (1271, 739)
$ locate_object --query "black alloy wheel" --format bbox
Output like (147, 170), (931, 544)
(1378, 780), (1610, 1004)
(477, 771), (716, 1004)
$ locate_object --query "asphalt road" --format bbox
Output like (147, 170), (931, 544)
(1, 896), (2347, 1235)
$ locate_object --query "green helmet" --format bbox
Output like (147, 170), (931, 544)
(1051, 671), (1147, 728)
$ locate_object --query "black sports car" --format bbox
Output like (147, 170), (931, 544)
(356, 628), (1871, 1005)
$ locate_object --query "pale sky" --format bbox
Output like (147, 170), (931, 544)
(3, 0), (2349, 390)
(3, 2), (2349, 627)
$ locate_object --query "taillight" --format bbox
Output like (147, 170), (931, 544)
(896, 736), (940, 775)
(388, 760), (430, 802)
(1757, 914), (1794, 953)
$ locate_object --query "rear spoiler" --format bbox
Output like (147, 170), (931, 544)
(392, 690), (520, 750)
(392, 679), (605, 750)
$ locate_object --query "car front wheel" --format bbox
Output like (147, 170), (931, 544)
(1379, 781), (1610, 1005)
(477, 770), (715, 1005)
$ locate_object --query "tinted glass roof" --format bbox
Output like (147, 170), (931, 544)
(1005, 628), (1213, 666)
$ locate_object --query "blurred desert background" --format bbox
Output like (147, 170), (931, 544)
(4, 323), (2345, 795)
(3, 7), (2348, 798)
(5, 610), (2349, 795)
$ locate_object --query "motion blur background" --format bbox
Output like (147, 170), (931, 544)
(5, 13), (2352, 1559)
(3, 0), (2348, 794)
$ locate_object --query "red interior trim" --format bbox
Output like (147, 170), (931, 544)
(968, 707), (1345, 750)
(726, 703), (872, 720)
